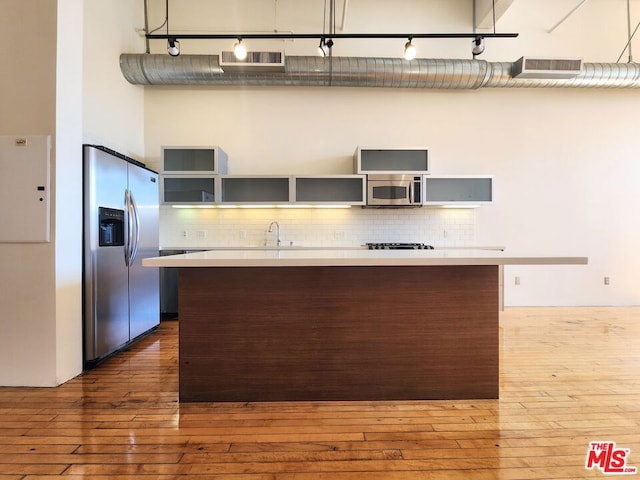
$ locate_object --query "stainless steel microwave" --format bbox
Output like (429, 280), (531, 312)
(366, 174), (422, 207)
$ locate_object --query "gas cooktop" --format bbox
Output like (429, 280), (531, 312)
(366, 242), (435, 250)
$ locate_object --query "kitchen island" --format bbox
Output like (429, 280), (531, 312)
(144, 249), (587, 402)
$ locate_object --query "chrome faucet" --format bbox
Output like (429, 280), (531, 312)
(267, 221), (281, 247)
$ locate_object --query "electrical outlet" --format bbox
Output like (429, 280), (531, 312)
(239, 230), (247, 240)
(181, 230), (188, 238)
(196, 230), (208, 239)
(604, 276), (610, 285)
(335, 230), (346, 240)
(515, 276), (521, 286)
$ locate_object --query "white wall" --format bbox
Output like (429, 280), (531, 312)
(475, 89), (640, 306)
(0, 0), (59, 386)
(55, 0), (84, 385)
(143, 0), (640, 307)
(83, 0), (146, 158)
(0, 0), (145, 387)
(145, 86), (640, 306)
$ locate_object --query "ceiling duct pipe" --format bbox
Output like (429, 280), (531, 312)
(119, 54), (640, 89)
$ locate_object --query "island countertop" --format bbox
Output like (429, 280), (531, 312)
(143, 248), (588, 268)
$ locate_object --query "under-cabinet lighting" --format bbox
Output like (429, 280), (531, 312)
(220, 205), (274, 209)
(171, 205), (218, 209)
(441, 204), (481, 209)
(171, 204), (353, 209)
(298, 205), (352, 209)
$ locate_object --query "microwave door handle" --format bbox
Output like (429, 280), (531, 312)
(408, 183), (413, 203)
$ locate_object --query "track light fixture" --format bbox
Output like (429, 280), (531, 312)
(233, 39), (247, 60)
(472, 36), (485, 57)
(167, 37), (180, 56)
(151, 33), (518, 58)
(403, 38), (417, 60)
(317, 38), (334, 57)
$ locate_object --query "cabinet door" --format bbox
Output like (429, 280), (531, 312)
(221, 176), (291, 203)
(294, 176), (365, 204)
(355, 147), (429, 174)
(423, 176), (493, 205)
(161, 146), (228, 174)
(161, 175), (216, 204)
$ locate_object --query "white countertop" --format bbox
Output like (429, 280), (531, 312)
(159, 245), (507, 251)
(143, 248), (588, 268)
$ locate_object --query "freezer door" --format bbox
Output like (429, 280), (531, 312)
(128, 164), (160, 339)
(83, 146), (130, 361)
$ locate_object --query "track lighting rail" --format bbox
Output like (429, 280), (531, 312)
(147, 32), (518, 40)
(150, 32), (518, 59)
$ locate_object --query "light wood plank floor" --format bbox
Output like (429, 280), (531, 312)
(0, 307), (639, 479)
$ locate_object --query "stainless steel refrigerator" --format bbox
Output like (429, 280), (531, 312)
(83, 145), (160, 365)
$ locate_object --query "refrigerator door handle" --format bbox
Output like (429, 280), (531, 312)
(129, 190), (141, 263)
(124, 189), (133, 267)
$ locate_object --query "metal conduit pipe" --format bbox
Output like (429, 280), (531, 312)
(119, 54), (640, 89)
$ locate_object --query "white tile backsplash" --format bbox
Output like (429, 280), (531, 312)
(160, 207), (476, 249)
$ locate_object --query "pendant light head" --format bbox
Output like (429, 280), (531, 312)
(167, 38), (180, 56)
(233, 39), (247, 60)
(472, 35), (485, 57)
(317, 38), (334, 57)
(403, 38), (417, 61)
(317, 38), (326, 57)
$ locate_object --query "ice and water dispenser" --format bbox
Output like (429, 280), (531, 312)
(98, 207), (124, 247)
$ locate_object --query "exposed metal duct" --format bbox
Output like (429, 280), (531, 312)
(119, 54), (640, 89)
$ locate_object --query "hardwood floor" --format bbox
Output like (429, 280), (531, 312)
(0, 307), (639, 479)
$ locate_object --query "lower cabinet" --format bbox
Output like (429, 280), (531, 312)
(160, 249), (207, 318)
(159, 250), (182, 318)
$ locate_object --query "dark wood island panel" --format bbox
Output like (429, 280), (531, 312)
(178, 265), (499, 402)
